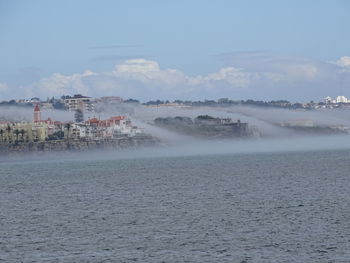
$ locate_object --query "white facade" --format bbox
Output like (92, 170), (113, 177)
(324, 96), (333, 104)
(70, 117), (143, 139)
(324, 96), (349, 104)
(336, 96), (348, 103)
(64, 95), (96, 112)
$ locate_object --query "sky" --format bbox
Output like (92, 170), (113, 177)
(0, 0), (350, 101)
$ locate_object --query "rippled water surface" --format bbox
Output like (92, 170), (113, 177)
(1, 150), (350, 262)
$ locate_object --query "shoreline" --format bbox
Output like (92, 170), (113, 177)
(0, 135), (160, 155)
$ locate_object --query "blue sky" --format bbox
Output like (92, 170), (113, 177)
(1, 0), (350, 101)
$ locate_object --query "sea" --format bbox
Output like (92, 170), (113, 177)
(1, 149), (350, 262)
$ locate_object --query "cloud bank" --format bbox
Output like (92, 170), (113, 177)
(335, 56), (350, 67)
(3, 53), (350, 101)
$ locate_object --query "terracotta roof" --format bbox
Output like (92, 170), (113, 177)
(87, 117), (100, 124)
(109, 116), (125, 121)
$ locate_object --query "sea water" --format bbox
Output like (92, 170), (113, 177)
(1, 149), (350, 262)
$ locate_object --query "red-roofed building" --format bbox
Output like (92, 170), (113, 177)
(34, 104), (41, 122)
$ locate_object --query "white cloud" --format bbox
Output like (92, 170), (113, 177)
(335, 56), (350, 67)
(114, 58), (160, 74)
(282, 64), (318, 80)
(11, 54), (350, 101)
(219, 52), (322, 81)
(112, 59), (188, 86)
(35, 70), (96, 97)
(191, 67), (254, 88)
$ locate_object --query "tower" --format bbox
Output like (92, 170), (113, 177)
(34, 104), (41, 122)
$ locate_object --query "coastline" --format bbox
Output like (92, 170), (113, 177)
(0, 135), (160, 155)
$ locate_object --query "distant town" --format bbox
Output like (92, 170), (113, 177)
(1, 93), (350, 154)
(0, 95), (158, 153)
(1, 94), (350, 111)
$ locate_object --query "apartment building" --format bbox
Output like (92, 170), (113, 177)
(64, 94), (96, 112)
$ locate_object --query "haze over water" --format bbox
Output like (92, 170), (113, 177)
(1, 149), (350, 262)
(2, 1), (350, 262)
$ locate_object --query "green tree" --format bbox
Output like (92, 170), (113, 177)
(14, 129), (20, 144)
(6, 125), (11, 143)
(0, 129), (4, 143)
(65, 123), (71, 141)
(20, 129), (26, 142)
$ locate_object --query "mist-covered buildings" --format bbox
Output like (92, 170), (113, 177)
(0, 105), (144, 144)
(70, 116), (143, 140)
(324, 96), (349, 105)
(154, 115), (253, 138)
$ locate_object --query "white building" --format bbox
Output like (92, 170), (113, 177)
(324, 96), (333, 104)
(324, 95), (349, 104)
(70, 116), (144, 140)
(336, 96), (349, 103)
(64, 94), (96, 112)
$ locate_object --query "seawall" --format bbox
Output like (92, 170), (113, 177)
(0, 135), (159, 155)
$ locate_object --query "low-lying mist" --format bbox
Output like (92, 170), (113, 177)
(2, 104), (350, 164)
(0, 106), (106, 122)
(5, 104), (350, 139)
(0, 106), (74, 122)
(2, 134), (350, 165)
(101, 103), (350, 138)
